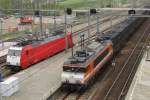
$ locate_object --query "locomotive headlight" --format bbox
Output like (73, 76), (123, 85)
(75, 75), (84, 84)
(81, 80), (85, 84)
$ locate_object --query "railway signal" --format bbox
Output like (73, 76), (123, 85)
(128, 10), (136, 15)
(90, 9), (97, 15)
(34, 10), (40, 17)
(64, 8), (73, 51)
(66, 8), (72, 15)
(86, 9), (98, 45)
(34, 10), (43, 34)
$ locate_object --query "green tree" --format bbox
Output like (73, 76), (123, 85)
(0, 0), (11, 9)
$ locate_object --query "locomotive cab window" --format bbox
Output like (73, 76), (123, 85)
(63, 67), (87, 73)
(94, 50), (109, 67)
(8, 49), (21, 56)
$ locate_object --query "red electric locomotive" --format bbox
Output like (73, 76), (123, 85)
(6, 32), (73, 70)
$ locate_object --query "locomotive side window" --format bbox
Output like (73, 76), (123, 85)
(94, 50), (109, 67)
(63, 67), (87, 73)
(8, 49), (21, 56)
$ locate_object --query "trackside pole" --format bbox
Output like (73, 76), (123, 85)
(65, 11), (68, 51)
(53, 0), (57, 32)
(0, 73), (2, 100)
(71, 25), (74, 57)
(0, 19), (2, 34)
(96, 15), (100, 37)
(39, 11), (43, 35)
(87, 10), (91, 43)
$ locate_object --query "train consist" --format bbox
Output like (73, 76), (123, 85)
(61, 12), (148, 88)
(20, 17), (33, 24)
(6, 32), (73, 70)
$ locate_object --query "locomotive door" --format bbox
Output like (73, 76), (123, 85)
(26, 50), (31, 65)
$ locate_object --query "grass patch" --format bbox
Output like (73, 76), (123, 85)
(0, 31), (25, 40)
(42, 0), (101, 9)
(59, 0), (99, 9)
(0, 0), (129, 10)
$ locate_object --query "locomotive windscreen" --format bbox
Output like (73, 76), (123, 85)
(8, 49), (21, 56)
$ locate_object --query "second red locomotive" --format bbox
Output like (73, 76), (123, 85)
(7, 32), (73, 70)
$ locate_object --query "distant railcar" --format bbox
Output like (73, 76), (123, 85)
(20, 17), (33, 24)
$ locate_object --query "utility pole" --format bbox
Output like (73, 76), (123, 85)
(64, 8), (72, 51)
(0, 19), (2, 34)
(110, 10), (113, 33)
(21, 0), (23, 17)
(0, 68), (3, 100)
(53, 0), (57, 32)
(71, 24), (74, 57)
(65, 10), (68, 51)
(39, 11), (43, 34)
(96, 15), (100, 37)
(87, 10), (91, 43)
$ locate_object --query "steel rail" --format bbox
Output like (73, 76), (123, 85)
(103, 20), (150, 100)
(117, 24), (150, 100)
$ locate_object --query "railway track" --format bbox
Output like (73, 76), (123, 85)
(49, 10), (123, 33)
(0, 55), (11, 78)
(74, 20), (124, 46)
(72, 16), (118, 36)
(48, 19), (150, 100)
(90, 19), (150, 100)
(102, 19), (150, 100)
(73, 16), (126, 44)
(0, 56), (12, 77)
(0, 55), (6, 66)
(47, 18), (126, 100)
(0, 14), (125, 81)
